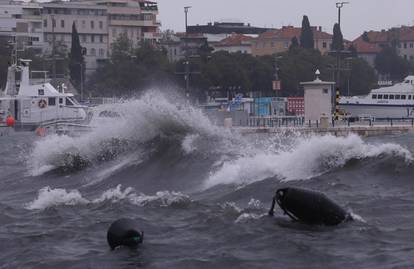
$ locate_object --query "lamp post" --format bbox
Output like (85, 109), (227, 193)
(335, 2), (349, 88)
(336, 2), (349, 26)
(184, 6), (191, 34)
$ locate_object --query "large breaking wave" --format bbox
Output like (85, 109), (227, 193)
(27, 90), (414, 192)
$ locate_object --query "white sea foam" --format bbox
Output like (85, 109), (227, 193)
(204, 134), (413, 188)
(25, 187), (89, 210)
(25, 184), (191, 211)
(235, 213), (266, 224)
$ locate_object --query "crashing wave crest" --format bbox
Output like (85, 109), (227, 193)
(25, 184), (191, 211)
(204, 134), (413, 188)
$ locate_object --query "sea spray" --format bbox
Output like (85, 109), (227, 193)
(204, 134), (413, 188)
(25, 184), (191, 211)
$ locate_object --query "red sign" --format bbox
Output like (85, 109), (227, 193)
(272, 80), (281, 91)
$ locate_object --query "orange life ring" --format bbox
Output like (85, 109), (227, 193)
(38, 99), (47, 109)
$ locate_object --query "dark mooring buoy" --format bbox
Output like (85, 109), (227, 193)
(268, 187), (349, 226)
(107, 218), (144, 250)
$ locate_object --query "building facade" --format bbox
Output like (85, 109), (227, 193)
(252, 26), (333, 56)
(0, 0), (160, 76)
(213, 34), (253, 54)
(0, 1), (45, 53)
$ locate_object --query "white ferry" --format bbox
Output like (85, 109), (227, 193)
(0, 59), (88, 131)
(339, 76), (414, 119)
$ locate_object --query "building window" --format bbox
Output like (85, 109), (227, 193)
(112, 28), (117, 36)
(82, 20), (86, 28)
(99, 35), (103, 43)
(91, 48), (96, 56)
(60, 20), (64, 28)
(91, 21), (94, 29)
(372, 94), (377, 99)
(91, 35), (95, 43)
(409, 95), (412, 100)
(43, 19), (47, 27)
(322, 42), (327, 48)
(99, 48), (104, 56)
(377, 94), (383, 99)
(82, 35), (86, 43)
(404, 43), (407, 49)
(48, 97), (56, 106)
(411, 43), (414, 48)
(52, 18), (56, 28)
(99, 21), (103, 29)
(323, 89), (328, 94)
(389, 95), (394, 100)
(401, 95), (407, 100)
(383, 94), (389, 99)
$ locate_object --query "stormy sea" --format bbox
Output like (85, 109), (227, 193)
(1, 91), (414, 269)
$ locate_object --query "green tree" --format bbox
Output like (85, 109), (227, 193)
(68, 22), (84, 89)
(346, 58), (377, 96)
(88, 35), (173, 96)
(0, 37), (12, 90)
(289, 36), (299, 51)
(332, 23), (344, 51)
(300, 15), (314, 49)
(375, 46), (410, 81)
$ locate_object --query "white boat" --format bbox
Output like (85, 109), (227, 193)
(0, 59), (88, 131)
(339, 76), (414, 119)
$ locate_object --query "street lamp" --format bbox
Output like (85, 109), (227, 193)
(184, 6), (191, 34)
(336, 2), (349, 26)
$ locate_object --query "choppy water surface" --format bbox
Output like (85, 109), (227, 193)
(1, 91), (414, 269)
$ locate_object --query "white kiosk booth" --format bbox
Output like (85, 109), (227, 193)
(300, 70), (336, 126)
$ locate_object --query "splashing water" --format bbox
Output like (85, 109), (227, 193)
(28, 91), (232, 176)
(204, 134), (413, 188)
(25, 184), (191, 211)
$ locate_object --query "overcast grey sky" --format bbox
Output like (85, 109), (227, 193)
(156, 0), (414, 40)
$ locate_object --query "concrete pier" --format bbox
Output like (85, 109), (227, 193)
(235, 124), (414, 137)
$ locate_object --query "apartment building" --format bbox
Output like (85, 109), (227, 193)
(352, 26), (414, 66)
(41, 1), (109, 74)
(213, 34), (253, 54)
(96, 0), (160, 47)
(252, 26), (333, 56)
(0, 1), (45, 53)
(0, 0), (160, 76)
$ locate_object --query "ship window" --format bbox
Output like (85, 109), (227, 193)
(377, 94), (383, 99)
(48, 97), (56, 106)
(395, 95), (400, 100)
(389, 95), (394, 100)
(59, 98), (63, 104)
(372, 94), (377, 99)
(383, 95), (389, 99)
(38, 89), (44, 95)
(401, 95), (406, 100)
(65, 98), (74, 106)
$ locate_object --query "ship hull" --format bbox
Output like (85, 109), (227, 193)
(339, 103), (414, 119)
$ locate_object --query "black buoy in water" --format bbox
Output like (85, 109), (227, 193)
(268, 187), (349, 226)
(107, 218), (144, 250)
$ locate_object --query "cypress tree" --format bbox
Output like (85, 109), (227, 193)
(332, 23), (344, 51)
(69, 22), (84, 89)
(300, 15), (314, 49)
